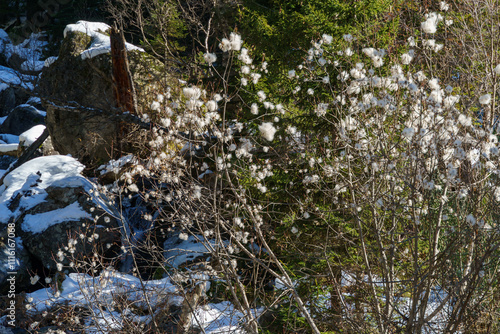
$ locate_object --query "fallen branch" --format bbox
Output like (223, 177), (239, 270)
(0, 128), (49, 187)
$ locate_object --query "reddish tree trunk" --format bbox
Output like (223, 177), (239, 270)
(110, 25), (137, 115)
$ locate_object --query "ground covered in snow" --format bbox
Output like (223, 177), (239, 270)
(24, 270), (251, 333)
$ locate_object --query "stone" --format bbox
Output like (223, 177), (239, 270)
(0, 227), (33, 295)
(45, 103), (119, 166)
(36, 24), (167, 165)
(0, 86), (15, 117)
(0, 155), (124, 274)
(17, 180), (123, 271)
(0, 104), (44, 135)
(0, 28), (11, 67)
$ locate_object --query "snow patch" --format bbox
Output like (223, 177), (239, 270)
(22, 202), (92, 234)
(26, 96), (42, 105)
(44, 56), (58, 68)
(0, 65), (35, 90)
(0, 29), (10, 43)
(20, 60), (45, 72)
(0, 134), (19, 144)
(0, 144), (18, 153)
(3, 32), (47, 66)
(97, 154), (134, 175)
(191, 301), (251, 334)
(27, 271), (180, 332)
(26, 270), (256, 333)
(14, 103), (46, 117)
(164, 234), (226, 268)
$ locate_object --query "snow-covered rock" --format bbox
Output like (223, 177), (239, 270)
(0, 156), (122, 272)
(0, 143), (17, 155)
(19, 124), (46, 147)
(0, 65), (35, 89)
(3, 32), (48, 72)
(20, 59), (45, 72)
(19, 181), (122, 271)
(0, 29), (10, 54)
(0, 65), (35, 110)
(63, 21), (143, 60)
(0, 29), (11, 67)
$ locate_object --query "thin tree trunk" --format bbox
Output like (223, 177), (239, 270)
(110, 25), (137, 115)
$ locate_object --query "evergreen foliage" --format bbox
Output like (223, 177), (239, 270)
(239, 0), (399, 71)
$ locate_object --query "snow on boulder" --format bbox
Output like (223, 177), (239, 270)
(3, 32), (48, 72)
(0, 143), (18, 156)
(0, 155), (122, 271)
(19, 124), (46, 147)
(43, 56), (57, 68)
(63, 21), (144, 60)
(28, 269), (181, 312)
(22, 201), (92, 234)
(26, 270), (184, 332)
(0, 64), (36, 117)
(0, 155), (84, 223)
(0, 134), (19, 144)
(0, 29), (11, 65)
(0, 29), (10, 50)
(25, 269), (255, 333)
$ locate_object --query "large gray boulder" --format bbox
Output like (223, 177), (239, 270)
(45, 103), (120, 166)
(0, 156), (123, 277)
(17, 179), (122, 271)
(36, 21), (166, 165)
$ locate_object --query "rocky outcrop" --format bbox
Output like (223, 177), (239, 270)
(0, 156), (124, 293)
(36, 21), (166, 165)
(44, 103), (120, 166)
(17, 178), (122, 271)
(0, 29), (11, 67)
